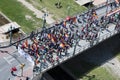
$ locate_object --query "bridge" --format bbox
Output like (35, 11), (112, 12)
(17, 1), (120, 76)
(1, 0), (120, 79)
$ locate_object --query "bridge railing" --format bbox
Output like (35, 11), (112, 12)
(38, 28), (120, 74)
(75, 29), (119, 57)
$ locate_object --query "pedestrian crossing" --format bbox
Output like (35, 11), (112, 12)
(3, 56), (16, 64)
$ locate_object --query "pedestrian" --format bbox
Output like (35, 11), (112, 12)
(110, 3), (113, 11)
(26, 77), (29, 80)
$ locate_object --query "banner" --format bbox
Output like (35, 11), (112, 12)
(18, 47), (34, 66)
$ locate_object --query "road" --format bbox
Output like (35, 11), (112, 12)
(0, 46), (33, 80)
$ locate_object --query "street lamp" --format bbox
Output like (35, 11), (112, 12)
(8, 26), (14, 45)
(67, 6), (71, 16)
(42, 13), (48, 30)
(20, 63), (25, 77)
(73, 33), (79, 56)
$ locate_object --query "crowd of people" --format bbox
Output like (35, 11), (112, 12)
(18, 2), (120, 72)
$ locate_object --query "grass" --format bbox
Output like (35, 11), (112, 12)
(26, 0), (87, 20)
(0, 0), (43, 33)
(81, 67), (116, 80)
(64, 60), (116, 80)
(117, 53), (120, 61)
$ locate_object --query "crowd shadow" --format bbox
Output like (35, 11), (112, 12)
(60, 32), (120, 79)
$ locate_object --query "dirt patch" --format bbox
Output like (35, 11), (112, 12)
(0, 14), (10, 26)
(25, 15), (32, 20)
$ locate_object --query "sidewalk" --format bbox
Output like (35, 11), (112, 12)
(93, 0), (106, 6)
(75, 0), (94, 6)
(14, 67), (33, 80)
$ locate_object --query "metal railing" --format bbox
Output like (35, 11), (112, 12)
(38, 28), (120, 74)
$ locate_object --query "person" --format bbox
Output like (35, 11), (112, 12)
(11, 70), (17, 76)
(26, 77), (29, 80)
(110, 3), (113, 11)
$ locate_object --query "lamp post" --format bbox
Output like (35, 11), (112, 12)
(8, 26), (13, 45)
(42, 13), (48, 30)
(67, 6), (71, 16)
(20, 63), (25, 77)
(88, 0), (93, 9)
(73, 33), (78, 56)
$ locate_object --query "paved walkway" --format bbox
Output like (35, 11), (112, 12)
(75, 0), (94, 6)
(93, 0), (106, 6)
(17, 0), (55, 24)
